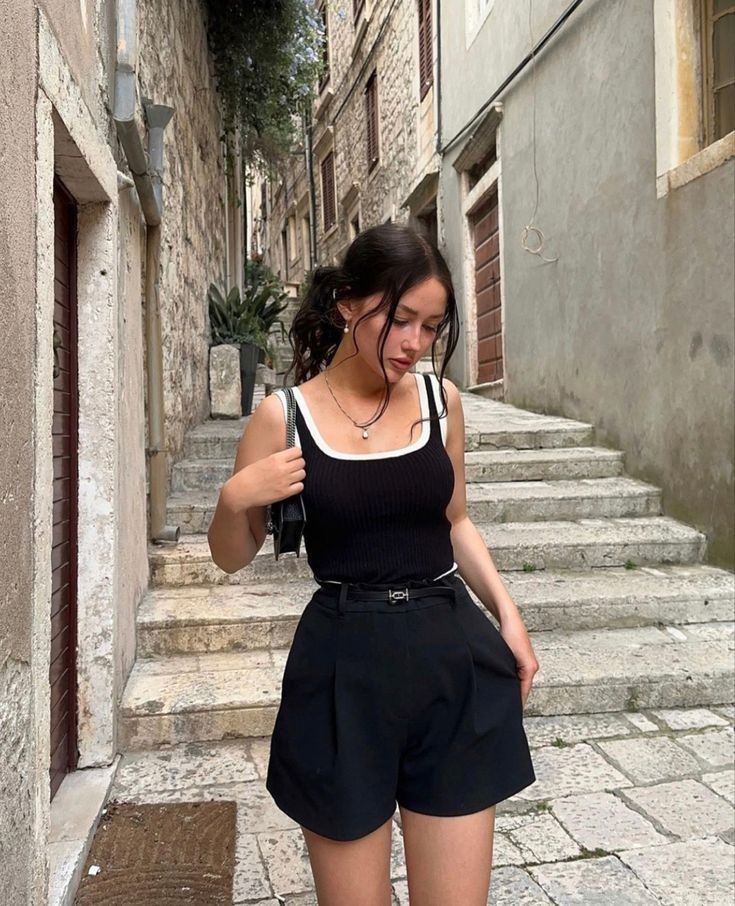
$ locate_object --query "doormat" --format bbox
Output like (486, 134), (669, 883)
(74, 800), (237, 905)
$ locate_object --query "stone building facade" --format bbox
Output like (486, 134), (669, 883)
(0, 1), (242, 902)
(261, 0), (449, 378)
(262, 0), (734, 566)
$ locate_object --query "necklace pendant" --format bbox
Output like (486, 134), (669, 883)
(362, 429), (369, 439)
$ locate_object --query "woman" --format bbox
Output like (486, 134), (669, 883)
(207, 222), (538, 905)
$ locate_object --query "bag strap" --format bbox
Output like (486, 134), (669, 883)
(282, 387), (296, 449)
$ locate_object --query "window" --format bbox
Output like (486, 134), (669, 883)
(320, 151), (336, 231)
(301, 214), (311, 269)
(365, 71), (379, 173)
(700, 0), (735, 144)
(288, 215), (297, 261)
(418, 0), (433, 100)
(318, 2), (330, 92)
(281, 226), (288, 278)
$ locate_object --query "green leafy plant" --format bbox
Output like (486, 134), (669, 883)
(203, 0), (327, 170)
(208, 283), (270, 355)
(208, 267), (290, 366)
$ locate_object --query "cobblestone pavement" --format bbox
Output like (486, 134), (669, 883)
(109, 704), (734, 904)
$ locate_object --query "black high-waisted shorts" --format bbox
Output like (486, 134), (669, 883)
(265, 571), (536, 841)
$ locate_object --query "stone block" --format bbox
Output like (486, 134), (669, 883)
(209, 344), (241, 418)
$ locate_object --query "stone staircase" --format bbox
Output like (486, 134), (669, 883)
(119, 388), (735, 751)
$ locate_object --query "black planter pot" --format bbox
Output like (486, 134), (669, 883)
(239, 341), (260, 416)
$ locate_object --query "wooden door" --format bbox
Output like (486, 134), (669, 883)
(473, 187), (503, 385)
(50, 177), (79, 798)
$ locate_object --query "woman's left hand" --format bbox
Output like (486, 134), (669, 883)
(499, 615), (539, 710)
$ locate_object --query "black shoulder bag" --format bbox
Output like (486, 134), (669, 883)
(265, 387), (306, 559)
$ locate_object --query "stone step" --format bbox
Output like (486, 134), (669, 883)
(149, 517), (707, 587)
(170, 446), (625, 492)
(168, 475), (660, 535)
(136, 565), (735, 657)
(119, 619), (735, 749)
(183, 401), (596, 460)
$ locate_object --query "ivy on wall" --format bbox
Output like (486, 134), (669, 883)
(202, 0), (326, 172)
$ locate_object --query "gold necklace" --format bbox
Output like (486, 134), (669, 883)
(323, 370), (386, 439)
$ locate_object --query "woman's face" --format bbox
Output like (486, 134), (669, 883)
(342, 277), (448, 381)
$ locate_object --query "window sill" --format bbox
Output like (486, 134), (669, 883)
(656, 131), (735, 198)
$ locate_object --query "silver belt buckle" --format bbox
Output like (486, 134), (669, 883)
(388, 587), (410, 604)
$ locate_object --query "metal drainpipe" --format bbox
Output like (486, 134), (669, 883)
(113, 0), (179, 543)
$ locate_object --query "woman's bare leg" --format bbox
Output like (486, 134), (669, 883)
(398, 804), (496, 906)
(301, 815), (394, 906)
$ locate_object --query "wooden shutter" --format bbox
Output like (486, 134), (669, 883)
(366, 72), (378, 172)
(321, 151), (336, 230)
(318, 2), (330, 91)
(50, 176), (79, 798)
(419, 0), (433, 100)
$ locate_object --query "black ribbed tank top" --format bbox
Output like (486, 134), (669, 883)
(275, 372), (457, 585)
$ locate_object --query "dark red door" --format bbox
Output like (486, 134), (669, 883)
(50, 177), (79, 798)
(473, 187), (503, 385)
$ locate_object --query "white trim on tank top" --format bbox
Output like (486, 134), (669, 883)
(274, 372), (456, 581)
(275, 371), (447, 457)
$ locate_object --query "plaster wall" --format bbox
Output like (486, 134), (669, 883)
(441, 0), (734, 565)
(0, 0), (46, 901)
(0, 2), (228, 902)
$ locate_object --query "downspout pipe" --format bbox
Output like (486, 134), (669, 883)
(113, 0), (179, 544)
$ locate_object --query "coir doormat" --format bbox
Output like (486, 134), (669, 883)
(75, 800), (237, 905)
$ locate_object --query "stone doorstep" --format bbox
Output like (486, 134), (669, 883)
(167, 476), (662, 537)
(134, 566), (735, 657)
(47, 759), (119, 906)
(118, 624), (735, 749)
(170, 447), (625, 492)
(148, 517), (708, 588)
(184, 422), (596, 460)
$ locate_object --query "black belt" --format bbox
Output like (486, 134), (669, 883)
(315, 577), (457, 605)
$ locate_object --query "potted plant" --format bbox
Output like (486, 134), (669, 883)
(207, 276), (289, 415)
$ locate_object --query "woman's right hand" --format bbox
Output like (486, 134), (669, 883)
(223, 447), (306, 514)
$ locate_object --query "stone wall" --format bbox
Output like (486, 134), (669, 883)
(138, 0), (228, 483)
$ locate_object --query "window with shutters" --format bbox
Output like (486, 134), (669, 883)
(318, 2), (330, 93)
(700, 0), (735, 145)
(418, 0), (434, 100)
(321, 150), (336, 231)
(365, 71), (379, 173)
(654, 0), (734, 195)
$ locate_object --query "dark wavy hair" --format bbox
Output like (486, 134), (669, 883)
(284, 222), (460, 436)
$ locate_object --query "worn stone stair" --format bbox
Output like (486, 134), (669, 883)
(119, 389), (735, 750)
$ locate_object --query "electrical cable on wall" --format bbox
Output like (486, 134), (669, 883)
(522, 0), (559, 264)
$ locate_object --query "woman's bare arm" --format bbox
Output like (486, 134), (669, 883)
(206, 393), (295, 574)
